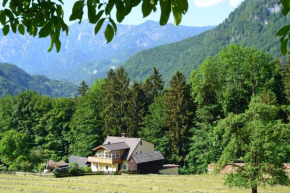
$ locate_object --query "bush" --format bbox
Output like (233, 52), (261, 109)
(81, 165), (91, 173)
(0, 164), (7, 171)
(38, 163), (47, 173)
(69, 162), (78, 167)
(68, 166), (79, 175)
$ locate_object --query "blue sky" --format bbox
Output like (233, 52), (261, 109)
(63, 0), (245, 27)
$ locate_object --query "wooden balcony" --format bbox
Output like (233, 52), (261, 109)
(88, 156), (122, 164)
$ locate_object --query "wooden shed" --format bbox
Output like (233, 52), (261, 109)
(128, 151), (164, 174)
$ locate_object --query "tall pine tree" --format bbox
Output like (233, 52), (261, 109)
(165, 71), (195, 166)
(126, 82), (146, 137)
(78, 81), (89, 96)
(101, 67), (130, 136)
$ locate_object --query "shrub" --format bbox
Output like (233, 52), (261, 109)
(81, 165), (91, 173)
(69, 162), (78, 167)
(0, 164), (7, 171)
(68, 166), (79, 175)
(37, 163), (46, 173)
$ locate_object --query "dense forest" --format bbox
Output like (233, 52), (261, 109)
(0, 45), (290, 180)
(0, 63), (77, 97)
(123, 0), (290, 84)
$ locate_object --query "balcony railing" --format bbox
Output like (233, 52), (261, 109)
(88, 156), (122, 164)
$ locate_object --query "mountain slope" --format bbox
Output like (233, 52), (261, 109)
(123, 0), (288, 83)
(0, 63), (77, 97)
(0, 21), (214, 84)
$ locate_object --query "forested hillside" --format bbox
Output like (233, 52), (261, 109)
(0, 63), (77, 97)
(123, 0), (289, 83)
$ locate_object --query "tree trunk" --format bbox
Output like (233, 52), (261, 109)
(252, 187), (257, 193)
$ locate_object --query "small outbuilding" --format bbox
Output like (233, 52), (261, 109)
(128, 151), (164, 174)
(68, 155), (90, 167)
(159, 164), (180, 175)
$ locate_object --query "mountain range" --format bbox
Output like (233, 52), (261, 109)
(0, 63), (77, 97)
(122, 0), (289, 83)
(0, 21), (214, 85)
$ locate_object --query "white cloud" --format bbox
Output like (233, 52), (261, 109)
(193, 0), (224, 8)
(229, 0), (245, 7)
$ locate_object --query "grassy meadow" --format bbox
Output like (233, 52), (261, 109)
(0, 174), (290, 193)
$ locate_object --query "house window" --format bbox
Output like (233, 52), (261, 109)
(97, 151), (104, 158)
(105, 166), (108, 170)
(122, 165), (127, 170)
(140, 151), (142, 154)
(105, 151), (111, 158)
(136, 152), (137, 154)
(140, 141), (143, 145)
(113, 151), (120, 158)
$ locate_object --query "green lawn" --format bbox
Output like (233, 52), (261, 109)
(0, 174), (289, 193)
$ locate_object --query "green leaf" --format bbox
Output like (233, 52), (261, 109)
(116, 0), (125, 22)
(159, 0), (171, 26)
(69, 0), (84, 21)
(0, 11), (6, 25)
(105, 0), (116, 15)
(281, 39), (289, 55)
(109, 18), (117, 34)
(142, 1), (153, 18)
(105, 24), (114, 43)
(172, 6), (182, 26)
(177, 0), (188, 14)
(2, 25), (9, 36)
(95, 10), (104, 23)
(87, 0), (97, 23)
(94, 18), (105, 35)
(281, 0), (290, 16)
(2, 0), (8, 7)
(55, 39), (61, 53)
(61, 22), (69, 36)
(18, 24), (25, 35)
(132, 0), (141, 7)
(39, 22), (53, 38)
(48, 34), (55, 52)
(276, 25), (290, 36)
(11, 22), (16, 33)
(98, 3), (103, 9)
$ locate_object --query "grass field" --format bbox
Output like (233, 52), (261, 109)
(0, 174), (290, 193)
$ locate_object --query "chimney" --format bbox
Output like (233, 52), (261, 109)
(121, 133), (126, 138)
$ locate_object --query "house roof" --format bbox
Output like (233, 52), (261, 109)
(93, 142), (130, 151)
(162, 164), (180, 168)
(47, 160), (68, 169)
(131, 151), (164, 164)
(103, 137), (142, 160)
(68, 155), (88, 166)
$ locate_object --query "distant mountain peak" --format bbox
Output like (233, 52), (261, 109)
(0, 21), (214, 85)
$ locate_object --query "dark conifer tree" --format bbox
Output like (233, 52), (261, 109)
(165, 71), (195, 166)
(78, 81), (89, 96)
(126, 82), (146, 137)
(143, 67), (165, 109)
(101, 67), (130, 136)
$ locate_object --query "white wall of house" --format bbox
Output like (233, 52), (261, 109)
(91, 163), (118, 173)
(132, 140), (154, 155)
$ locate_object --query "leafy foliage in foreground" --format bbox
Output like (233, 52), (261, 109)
(0, 0), (189, 52)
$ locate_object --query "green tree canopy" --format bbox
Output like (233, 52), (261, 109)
(0, 130), (30, 165)
(217, 93), (290, 193)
